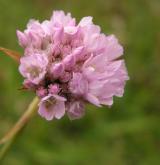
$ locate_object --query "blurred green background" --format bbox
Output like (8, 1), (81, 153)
(0, 0), (160, 164)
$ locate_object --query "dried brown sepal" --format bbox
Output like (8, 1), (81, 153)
(113, 56), (123, 61)
(0, 47), (20, 63)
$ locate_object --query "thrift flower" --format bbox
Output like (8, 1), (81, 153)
(17, 10), (129, 120)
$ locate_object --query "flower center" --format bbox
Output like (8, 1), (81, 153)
(27, 66), (42, 78)
(45, 98), (56, 109)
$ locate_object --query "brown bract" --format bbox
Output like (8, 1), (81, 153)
(0, 47), (20, 63)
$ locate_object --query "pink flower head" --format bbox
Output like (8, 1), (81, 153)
(17, 10), (129, 121)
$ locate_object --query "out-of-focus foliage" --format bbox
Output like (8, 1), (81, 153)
(0, 0), (160, 164)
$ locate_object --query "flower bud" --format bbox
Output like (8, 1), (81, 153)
(63, 55), (75, 70)
(50, 63), (64, 78)
(48, 84), (59, 94)
(23, 79), (36, 89)
(36, 87), (47, 98)
(16, 30), (28, 48)
(28, 32), (41, 48)
(72, 46), (84, 61)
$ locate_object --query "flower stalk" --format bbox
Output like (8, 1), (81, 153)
(0, 97), (39, 161)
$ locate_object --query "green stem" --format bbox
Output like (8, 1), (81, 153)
(0, 97), (39, 161)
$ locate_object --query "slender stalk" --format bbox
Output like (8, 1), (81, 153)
(0, 97), (39, 161)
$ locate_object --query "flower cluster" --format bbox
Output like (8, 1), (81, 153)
(17, 11), (129, 120)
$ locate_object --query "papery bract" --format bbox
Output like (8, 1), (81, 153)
(67, 101), (85, 120)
